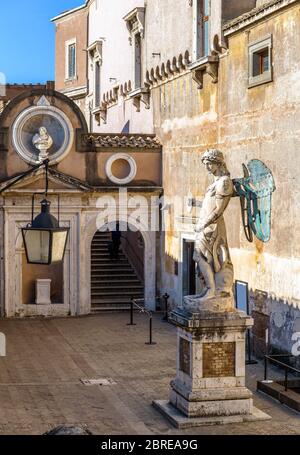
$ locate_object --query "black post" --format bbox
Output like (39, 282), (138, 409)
(264, 356), (268, 381)
(146, 313), (156, 345)
(285, 368), (288, 391)
(127, 297), (136, 326)
(246, 329), (258, 365)
(162, 293), (169, 322)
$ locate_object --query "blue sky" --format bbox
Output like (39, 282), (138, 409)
(0, 0), (84, 84)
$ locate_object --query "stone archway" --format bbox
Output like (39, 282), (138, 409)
(80, 214), (156, 314)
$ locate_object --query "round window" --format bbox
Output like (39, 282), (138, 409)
(106, 154), (137, 185)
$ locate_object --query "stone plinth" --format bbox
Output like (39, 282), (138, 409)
(153, 305), (271, 428)
(35, 279), (51, 305)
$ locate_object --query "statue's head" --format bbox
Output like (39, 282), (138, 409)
(201, 149), (230, 177)
(39, 126), (48, 136)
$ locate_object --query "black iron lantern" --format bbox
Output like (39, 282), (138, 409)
(22, 199), (69, 265)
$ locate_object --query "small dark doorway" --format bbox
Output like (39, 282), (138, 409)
(182, 240), (196, 298)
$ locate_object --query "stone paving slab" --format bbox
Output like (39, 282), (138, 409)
(0, 313), (299, 435)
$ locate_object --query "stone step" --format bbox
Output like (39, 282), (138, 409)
(91, 277), (141, 283)
(92, 239), (111, 244)
(91, 297), (134, 303)
(91, 305), (132, 312)
(91, 274), (136, 284)
(91, 251), (126, 259)
(91, 280), (144, 289)
(91, 270), (135, 276)
(91, 259), (129, 264)
(91, 290), (143, 297)
(91, 284), (143, 291)
(91, 265), (133, 270)
(91, 274), (137, 279)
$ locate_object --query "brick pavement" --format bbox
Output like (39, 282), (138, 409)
(0, 313), (299, 435)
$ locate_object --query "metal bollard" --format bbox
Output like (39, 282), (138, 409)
(145, 313), (156, 345)
(162, 293), (170, 322)
(264, 356), (268, 381)
(285, 368), (288, 391)
(127, 298), (136, 326)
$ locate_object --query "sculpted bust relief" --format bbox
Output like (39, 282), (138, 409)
(184, 149), (235, 312)
(32, 126), (53, 161)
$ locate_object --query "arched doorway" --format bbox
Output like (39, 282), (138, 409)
(81, 214), (156, 314)
(90, 225), (145, 311)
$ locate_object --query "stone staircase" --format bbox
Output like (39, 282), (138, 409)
(91, 231), (144, 312)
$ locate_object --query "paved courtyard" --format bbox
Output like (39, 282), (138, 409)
(0, 313), (299, 435)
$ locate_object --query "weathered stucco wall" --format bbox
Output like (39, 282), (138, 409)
(220, 3), (300, 308)
(144, 0), (193, 70)
(88, 0), (153, 134)
(151, 1), (300, 323)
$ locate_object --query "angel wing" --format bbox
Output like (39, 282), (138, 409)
(233, 159), (276, 243)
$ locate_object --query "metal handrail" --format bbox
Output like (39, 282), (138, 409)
(121, 236), (144, 278)
(264, 354), (300, 392)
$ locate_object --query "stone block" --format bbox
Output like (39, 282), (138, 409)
(35, 279), (51, 305)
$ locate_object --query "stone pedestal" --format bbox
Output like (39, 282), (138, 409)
(153, 305), (270, 428)
(35, 279), (51, 305)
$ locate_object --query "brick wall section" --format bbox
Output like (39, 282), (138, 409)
(54, 9), (87, 92)
(203, 342), (236, 378)
(0, 82), (54, 113)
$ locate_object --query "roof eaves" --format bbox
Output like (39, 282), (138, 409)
(51, 0), (90, 22)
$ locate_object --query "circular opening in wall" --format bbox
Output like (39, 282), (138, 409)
(106, 154), (137, 185)
(111, 159), (131, 180)
(12, 105), (73, 165)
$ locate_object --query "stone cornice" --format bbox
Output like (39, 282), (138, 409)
(81, 134), (162, 150)
(223, 0), (299, 36)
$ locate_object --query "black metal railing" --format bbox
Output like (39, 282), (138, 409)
(129, 297), (156, 345)
(264, 354), (300, 392)
(126, 294), (171, 345)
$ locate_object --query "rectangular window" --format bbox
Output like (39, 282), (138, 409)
(195, 0), (210, 60)
(68, 44), (76, 79)
(134, 34), (142, 89)
(249, 36), (272, 88)
(65, 40), (76, 80)
(95, 61), (101, 107)
(202, 0), (210, 57)
(253, 48), (269, 77)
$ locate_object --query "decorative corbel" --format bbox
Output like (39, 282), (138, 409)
(141, 90), (150, 109)
(192, 68), (205, 90)
(87, 40), (103, 63)
(136, 9), (145, 38)
(132, 95), (141, 113)
(207, 61), (219, 84)
(100, 105), (107, 124)
(190, 56), (219, 90)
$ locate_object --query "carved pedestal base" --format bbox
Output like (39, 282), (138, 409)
(153, 306), (270, 428)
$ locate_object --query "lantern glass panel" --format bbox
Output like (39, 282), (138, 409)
(51, 230), (68, 262)
(23, 229), (50, 264)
